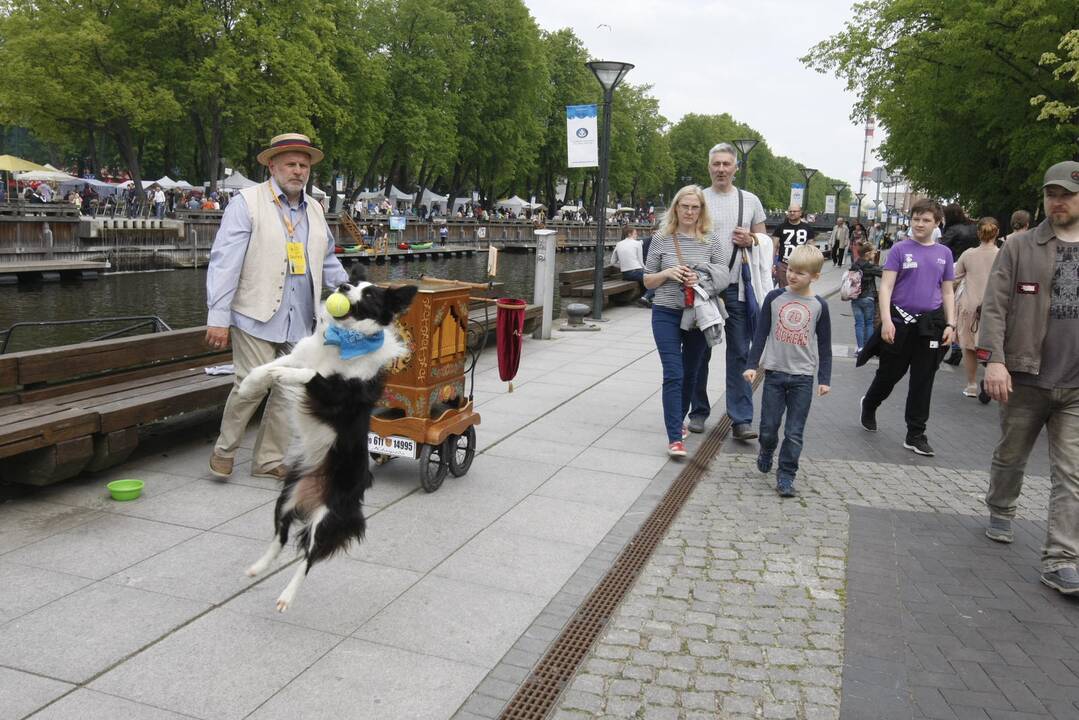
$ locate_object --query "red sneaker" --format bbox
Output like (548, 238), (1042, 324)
(667, 441), (687, 457)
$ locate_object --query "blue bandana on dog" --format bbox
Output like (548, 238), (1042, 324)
(324, 326), (385, 359)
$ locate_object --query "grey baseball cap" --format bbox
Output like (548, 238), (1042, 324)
(1043, 161), (1079, 192)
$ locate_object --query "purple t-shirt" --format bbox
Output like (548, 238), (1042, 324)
(883, 239), (955, 314)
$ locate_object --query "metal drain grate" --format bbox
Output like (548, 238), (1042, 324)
(498, 379), (756, 720)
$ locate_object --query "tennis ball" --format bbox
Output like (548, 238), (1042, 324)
(326, 292), (350, 318)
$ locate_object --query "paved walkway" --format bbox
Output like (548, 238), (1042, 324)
(4, 264), (1072, 720)
(548, 292), (1071, 720)
(3, 264), (821, 720)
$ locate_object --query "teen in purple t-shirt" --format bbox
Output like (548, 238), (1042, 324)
(860, 200), (957, 458)
(884, 238), (955, 314)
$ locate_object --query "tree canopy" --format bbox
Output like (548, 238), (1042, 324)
(1, 0), (849, 213)
(803, 0), (1079, 216)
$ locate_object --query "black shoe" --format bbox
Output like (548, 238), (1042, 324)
(776, 479), (796, 497)
(1041, 566), (1079, 595)
(756, 451), (773, 474)
(731, 423), (757, 441)
(903, 434), (935, 456)
(944, 348), (962, 366)
(978, 380), (991, 405)
(687, 416), (705, 433)
(859, 396), (877, 432)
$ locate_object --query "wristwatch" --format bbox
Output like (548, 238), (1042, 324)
(945, 323), (956, 330)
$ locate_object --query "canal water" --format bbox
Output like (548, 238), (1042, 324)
(0, 251), (602, 352)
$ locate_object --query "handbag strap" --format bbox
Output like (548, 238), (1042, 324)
(671, 233), (686, 266)
(728, 190), (746, 270)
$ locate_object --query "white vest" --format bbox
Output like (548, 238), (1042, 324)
(231, 182), (329, 322)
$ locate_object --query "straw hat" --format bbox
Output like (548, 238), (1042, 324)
(256, 133), (324, 166)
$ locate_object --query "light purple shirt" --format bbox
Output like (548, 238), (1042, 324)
(206, 178), (348, 343)
(884, 238), (954, 314)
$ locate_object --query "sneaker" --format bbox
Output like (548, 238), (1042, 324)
(978, 380), (991, 405)
(859, 396), (877, 432)
(731, 423), (758, 441)
(252, 464), (288, 480)
(667, 441), (687, 458)
(688, 416), (706, 434)
(944, 348), (963, 366)
(682, 424), (689, 439)
(756, 451), (773, 474)
(985, 516), (1014, 544)
(209, 452), (234, 479)
(963, 384), (978, 398)
(1040, 566), (1079, 595)
(903, 435), (935, 456)
(776, 479), (796, 497)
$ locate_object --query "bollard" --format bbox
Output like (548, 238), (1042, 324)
(565, 303), (590, 327)
(532, 229), (557, 339)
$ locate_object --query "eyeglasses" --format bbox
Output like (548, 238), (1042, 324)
(677, 204), (701, 212)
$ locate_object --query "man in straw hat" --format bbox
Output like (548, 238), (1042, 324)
(206, 133), (348, 480)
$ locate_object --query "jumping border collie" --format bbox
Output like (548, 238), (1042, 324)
(238, 266), (417, 611)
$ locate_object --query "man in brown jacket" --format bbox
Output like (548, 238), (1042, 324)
(978, 160), (1079, 595)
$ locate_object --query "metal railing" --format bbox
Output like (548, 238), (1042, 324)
(0, 315), (173, 354)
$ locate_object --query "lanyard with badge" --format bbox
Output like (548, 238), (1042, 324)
(272, 191), (306, 275)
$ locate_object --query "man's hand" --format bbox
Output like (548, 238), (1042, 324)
(941, 326), (955, 346)
(818, 384), (830, 397)
(206, 326), (229, 350)
(984, 362), (1012, 403)
(743, 368), (757, 383)
(732, 226), (753, 248)
(881, 320), (896, 344)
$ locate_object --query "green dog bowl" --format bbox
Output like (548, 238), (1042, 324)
(107, 479), (144, 501)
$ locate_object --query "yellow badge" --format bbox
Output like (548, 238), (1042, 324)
(286, 242), (306, 275)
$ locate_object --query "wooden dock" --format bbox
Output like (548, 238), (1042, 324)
(0, 260), (110, 284)
(334, 245), (478, 264)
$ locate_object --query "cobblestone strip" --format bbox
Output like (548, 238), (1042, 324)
(549, 454), (1052, 720)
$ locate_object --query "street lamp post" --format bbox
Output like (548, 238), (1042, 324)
(799, 167), (817, 213)
(732, 139), (759, 191)
(832, 183), (847, 222)
(854, 192), (866, 222)
(586, 60), (634, 322)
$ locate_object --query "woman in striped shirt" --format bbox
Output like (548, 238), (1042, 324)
(644, 185), (732, 457)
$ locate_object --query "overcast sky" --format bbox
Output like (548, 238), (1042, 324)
(525, 0), (885, 193)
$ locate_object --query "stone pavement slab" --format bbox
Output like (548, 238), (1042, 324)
(89, 609), (339, 720)
(246, 639), (489, 720)
(26, 689), (193, 720)
(0, 667), (71, 720)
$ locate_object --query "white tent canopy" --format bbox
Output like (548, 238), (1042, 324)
(496, 195), (528, 213)
(420, 188), (448, 209)
(357, 189), (384, 201)
(57, 178), (124, 196)
(388, 185), (414, 203)
(14, 169), (79, 182)
(219, 171), (257, 190)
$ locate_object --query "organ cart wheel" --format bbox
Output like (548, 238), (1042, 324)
(446, 426), (476, 477)
(419, 443), (449, 492)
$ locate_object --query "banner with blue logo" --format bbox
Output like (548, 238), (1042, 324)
(789, 183), (805, 208)
(566, 104), (598, 168)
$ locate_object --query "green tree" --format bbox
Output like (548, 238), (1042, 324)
(446, 0), (548, 204)
(0, 0), (181, 195)
(803, 0), (1079, 215)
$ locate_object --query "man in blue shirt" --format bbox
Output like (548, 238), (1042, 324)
(206, 133), (348, 480)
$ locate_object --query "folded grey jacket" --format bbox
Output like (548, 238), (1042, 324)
(680, 262), (731, 346)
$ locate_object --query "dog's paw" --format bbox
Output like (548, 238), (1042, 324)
(275, 596), (291, 613)
(237, 368), (270, 399)
(245, 563), (263, 578)
(267, 367), (316, 386)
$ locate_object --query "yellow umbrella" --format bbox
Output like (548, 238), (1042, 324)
(0, 154), (50, 172)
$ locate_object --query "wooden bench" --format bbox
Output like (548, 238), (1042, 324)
(0, 328), (233, 486)
(559, 265), (640, 306)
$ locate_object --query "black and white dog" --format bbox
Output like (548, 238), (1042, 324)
(239, 266), (417, 611)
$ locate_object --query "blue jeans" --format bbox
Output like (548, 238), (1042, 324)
(690, 285), (753, 426)
(651, 306), (708, 442)
(621, 268), (653, 300)
(851, 296), (876, 349)
(758, 371), (814, 484)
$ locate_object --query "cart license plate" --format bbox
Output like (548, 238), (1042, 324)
(368, 432), (417, 459)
